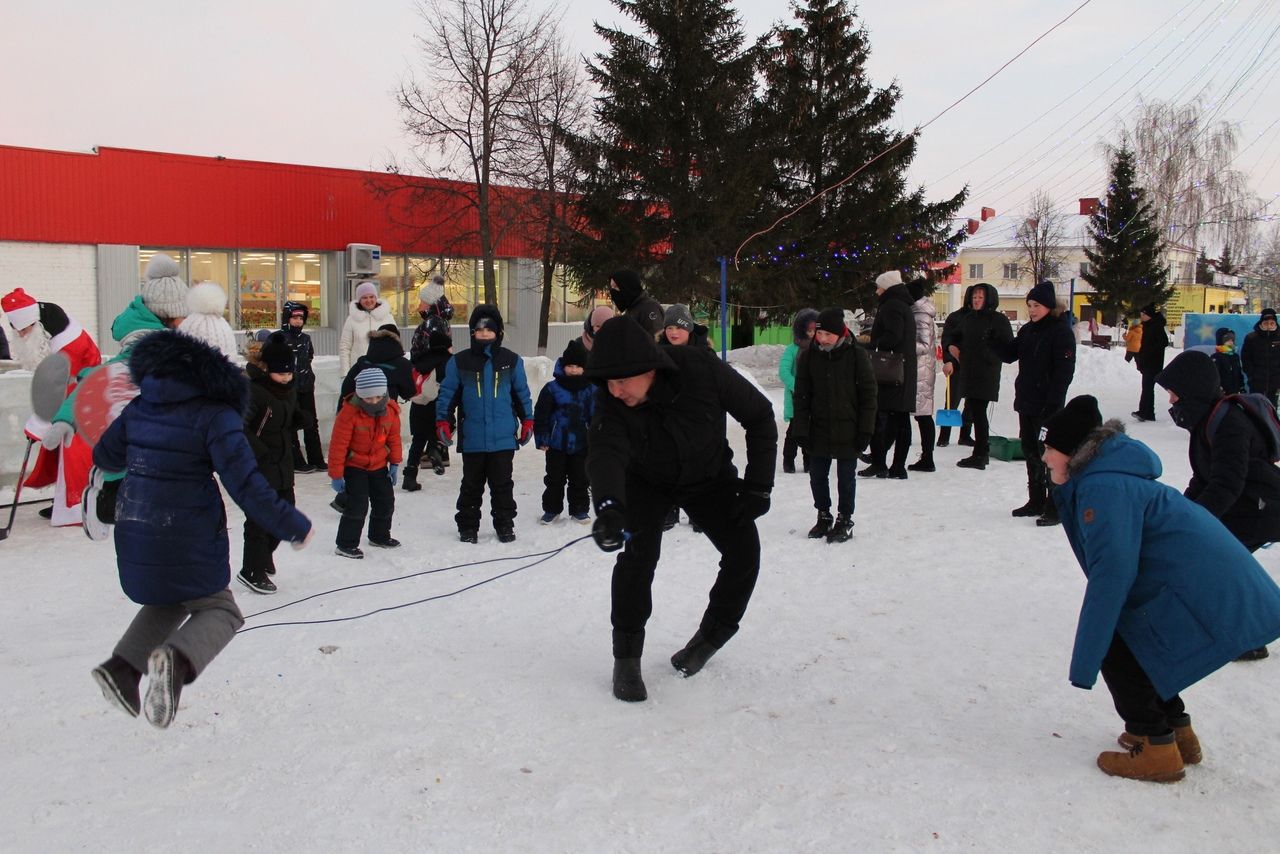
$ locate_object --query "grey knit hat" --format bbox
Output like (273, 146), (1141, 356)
(663, 303), (694, 331)
(141, 253), (189, 320)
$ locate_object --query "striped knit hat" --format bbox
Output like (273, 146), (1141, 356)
(354, 368), (388, 399)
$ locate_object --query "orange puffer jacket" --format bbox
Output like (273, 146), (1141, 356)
(328, 397), (403, 477)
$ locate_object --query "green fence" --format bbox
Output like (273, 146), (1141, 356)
(705, 323), (792, 349)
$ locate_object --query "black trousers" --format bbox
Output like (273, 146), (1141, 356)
(457, 450), (516, 532)
(964, 398), (991, 455)
(1018, 412), (1048, 489)
(915, 415), (935, 462)
(610, 474), (761, 658)
(406, 399), (445, 472)
(543, 449), (589, 515)
(871, 411), (912, 468)
(243, 487), (294, 573)
(1137, 370), (1158, 419)
(1100, 634), (1186, 737)
(336, 466), (394, 549)
(291, 387), (325, 467)
(782, 421), (808, 469)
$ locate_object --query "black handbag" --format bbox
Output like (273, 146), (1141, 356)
(869, 351), (904, 385)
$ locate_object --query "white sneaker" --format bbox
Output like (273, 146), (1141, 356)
(81, 466), (113, 542)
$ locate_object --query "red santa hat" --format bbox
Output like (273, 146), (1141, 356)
(2, 288), (39, 331)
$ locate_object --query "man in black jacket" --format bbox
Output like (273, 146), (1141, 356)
(585, 317), (777, 702)
(1157, 350), (1280, 660)
(1132, 303), (1168, 421)
(607, 269), (664, 340)
(1242, 307), (1280, 406)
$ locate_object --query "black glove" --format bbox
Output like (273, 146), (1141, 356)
(854, 432), (873, 455)
(1124, 352), (1134, 362)
(592, 498), (628, 552)
(733, 485), (772, 524)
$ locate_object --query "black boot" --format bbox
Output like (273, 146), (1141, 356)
(612, 658), (647, 701)
(907, 456), (935, 472)
(92, 655), (142, 718)
(827, 514), (854, 543)
(807, 510), (833, 539)
(402, 466), (422, 492)
(663, 506), (679, 531)
(1035, 500), (1061, 527)
(671, 630), (719, 677)
(782, 458), (796, 474)
(956, 454), (988, 470)
(859, 464), (889, 478)
(427, 446), (446, 476)
(1012, 481), (1047, 517)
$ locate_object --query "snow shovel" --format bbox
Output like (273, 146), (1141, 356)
(936, 380), (962, 428)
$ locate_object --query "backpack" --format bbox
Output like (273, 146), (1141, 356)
(1205, 393), (1280, 463)
(410, 368), (440, 405)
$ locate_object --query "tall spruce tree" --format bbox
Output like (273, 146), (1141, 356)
(1083, 146), (1172, 321)
(751, 0), (966, 315)
(564, 0), (770, 304)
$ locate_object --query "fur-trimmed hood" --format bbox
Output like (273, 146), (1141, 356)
(791, 308), (819, 345)
(128, 328), (249, 412)
(1066, 419), (1161, 480)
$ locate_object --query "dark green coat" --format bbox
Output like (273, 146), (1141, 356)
(792, 336), (878, 459)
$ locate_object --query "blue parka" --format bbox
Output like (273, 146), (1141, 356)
(434, 308), (532, 453)
(533, 358), (595, 455)
(1055, 423), (1280, 700)
(93, 331), (311, 606)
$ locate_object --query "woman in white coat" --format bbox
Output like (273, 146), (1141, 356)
(339, 281), (395, 375)
(908, 278), (938, 472)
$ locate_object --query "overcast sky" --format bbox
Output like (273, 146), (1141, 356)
(3, 0), (1277, 234)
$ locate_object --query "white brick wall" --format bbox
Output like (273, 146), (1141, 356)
(0, 241), (99, 344)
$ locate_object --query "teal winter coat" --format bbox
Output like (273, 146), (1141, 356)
(1054, 423), (1280, 700)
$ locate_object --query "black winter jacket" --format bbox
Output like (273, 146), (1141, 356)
(1212, 350), (1246, 395)
(792, 335), (878, 458)
(938, 290), (973, 405)
(1184, 399), (1280, 548)
(278, 325), (316, 391)
(869, 282), (919, 413)
(244, 363), (304, 490)
(1242, 323), (1280, 396)
(1135, 313), (1169, 375)
(587, 345), (777, 510)
(622, 291), (665, 340)
(999, 312), (1076, 417)
(339, 328), (416, 403)
(949, 283), (1013, 401)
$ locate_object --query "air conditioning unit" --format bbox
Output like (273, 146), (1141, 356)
(346, 243), (381, 277)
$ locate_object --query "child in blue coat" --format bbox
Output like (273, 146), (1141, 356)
(90, 331), (312, 729)
(1041, 395), (1280, 782)
(533, 338), (595, 524)
(434, 305), (533, 543)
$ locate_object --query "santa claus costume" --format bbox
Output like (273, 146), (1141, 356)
(3, 288), (102, 526)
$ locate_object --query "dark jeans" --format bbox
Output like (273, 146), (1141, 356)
(809, 456), (857, 516)
(915, 415), (935, 462)
(1100, 634), (1186, 737)
(1137, 370), (1158, 418)
(336, 466), (395, 549)
(609, 474), (761, 658)
(291, 387), (324, 467)
(1018, 412), (1048, 489)
(457, 450), (516, 532)
(243, 487), (294, 573)
(543, 449), (589, 515)
(782, 421), (808, 469)
(964, 398), (991, 455)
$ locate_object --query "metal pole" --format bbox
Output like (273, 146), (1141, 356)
(719, 256), (728, 361)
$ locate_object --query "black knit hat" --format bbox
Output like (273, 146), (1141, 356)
(1215, 327), (1236, 346)
(261, 332), (295, 373)
(1155, 350), (1221, 402)
(469, 304), (504, 346)
(608, 269), (643, 309)
(1040, 395), (1102, 455)
(1027, 281), (1057, 310)
(1140, 302), (1158, 318)
(1262, 307), (1278, 323)
(584, 316), (676, 380)
(561, 337), (588, 368)
(817, 308), (846, 336)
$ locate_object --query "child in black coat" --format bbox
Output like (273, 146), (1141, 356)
(1211, 327), (1246, 395)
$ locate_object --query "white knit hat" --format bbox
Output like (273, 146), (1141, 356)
(875, 270), (904, 290)
(354, 281), (379, 301)
(142, 253), (190, 320)
(176, 282), (238, 359)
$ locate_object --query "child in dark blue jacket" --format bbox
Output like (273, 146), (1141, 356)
(90, 331), (312, 729)
(435, 305), (533, 543)
(534, 338), (595, 524)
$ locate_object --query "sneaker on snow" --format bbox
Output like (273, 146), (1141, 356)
(539, 512), (559, 525)
(334, 545), (364, 559)
(237, 569), (278, 594)
(826, 515), (854, 543)
(368, 537), (401, 549)
(571, 511), (591, 523)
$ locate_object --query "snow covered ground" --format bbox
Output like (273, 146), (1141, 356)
(3, 345), (1278, 852)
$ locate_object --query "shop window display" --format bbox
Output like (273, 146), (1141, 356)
(238, 251), (279, 330)
(285, 252), (324, 326)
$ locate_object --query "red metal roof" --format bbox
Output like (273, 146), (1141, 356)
(0, 144), (540, 257)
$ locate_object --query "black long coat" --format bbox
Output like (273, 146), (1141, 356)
(999, 312), (1076, 418)
(1186, 400), (1280, 549)
(868, 282), (918, 413)
(244, 363), (304, 490)
(1242, 322), (1280, 396)
(950, 283), (1013, 401)
(791, 335), (878, 459)
(1135, 312), (1169, 375)
(938, 289), (973, 407)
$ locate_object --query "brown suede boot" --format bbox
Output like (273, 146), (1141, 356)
(1098, 733), (1185, 782)
(1118, 724), (1202, 764)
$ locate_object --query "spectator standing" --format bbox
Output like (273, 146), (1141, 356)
(860, 270), (918, 479)
(907, 278), (938, 472)
(279, 300), (325, 472)
(946, 282), (1013, 470)
(779, 308), (819, 474)
(338, 280), (394, 375)
(1131, 303), (1168, 421)
(1241, 307), (1280, 406)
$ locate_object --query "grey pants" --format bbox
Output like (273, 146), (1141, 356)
(112, 589), (244, 682)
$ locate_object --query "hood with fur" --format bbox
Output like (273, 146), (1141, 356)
(1065, 419), (1160, 480)
(791, 308), (819, 345)
(127, 328), (248, 412)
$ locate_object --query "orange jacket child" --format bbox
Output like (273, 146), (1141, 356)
(328, 368), (404, 558)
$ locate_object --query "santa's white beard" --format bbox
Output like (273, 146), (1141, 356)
(12, 323), (52, 370)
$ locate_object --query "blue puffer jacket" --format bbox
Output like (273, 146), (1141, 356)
(93, 331), (311, 606)
(1055, 423), (1280, 699)
(533, 358), (595, 454)
(434, 341), (532, 453)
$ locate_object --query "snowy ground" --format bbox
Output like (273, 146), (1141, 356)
(3, 345), (1279, 852)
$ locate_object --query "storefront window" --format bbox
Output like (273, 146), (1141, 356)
(190, 250), (234, 321)
(376, 256), (407, 325)
(139, 248), (187, 286)
(552, 266), (591, 323)
(238, 251), (279, 331)
(285, 252), (324, 327)
(440, 258), (476, 323)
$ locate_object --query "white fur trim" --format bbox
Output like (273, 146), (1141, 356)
(48, 319), (84, 353)
(187, 281), (229, 315)
(5, 302), (38, 330)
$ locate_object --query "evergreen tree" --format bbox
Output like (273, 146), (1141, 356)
(1083, 146), (1172, 320)
(1218, 243), (1236, 276)
(1195, 248), (1214, 284)
(564, 0), (770, 305)
(750, 0), (966, 316)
